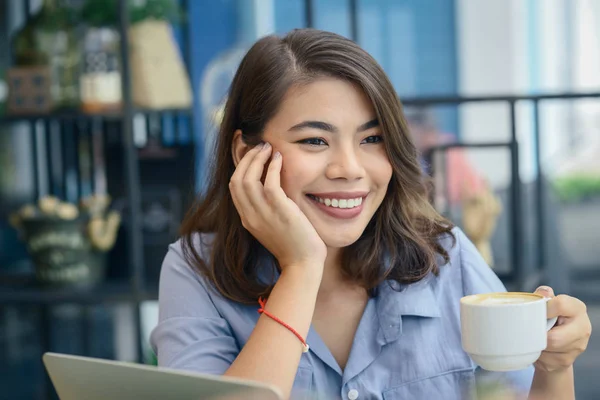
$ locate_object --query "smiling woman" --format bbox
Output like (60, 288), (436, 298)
(232, 78), (395, 252)
(150, 28), (590, 400)
(181, 30), (453, 304)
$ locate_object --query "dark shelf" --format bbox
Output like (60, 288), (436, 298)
(0, 107), (193, 124)
(0, 279), (158, 305)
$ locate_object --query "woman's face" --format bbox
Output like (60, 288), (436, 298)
(261, 78), (393, 248)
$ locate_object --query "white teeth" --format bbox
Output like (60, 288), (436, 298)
(310, 195), (365, 209)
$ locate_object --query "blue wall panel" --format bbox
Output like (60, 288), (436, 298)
(275, 0), (306, 34)
(359, 0), (458, 134)
(188, 0), (237, 189)
(313, 0), (352, 38)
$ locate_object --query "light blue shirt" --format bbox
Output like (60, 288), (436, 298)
(150, 228), (534, 399)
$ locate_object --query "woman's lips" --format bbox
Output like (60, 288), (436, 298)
(306, 193), (366, 219)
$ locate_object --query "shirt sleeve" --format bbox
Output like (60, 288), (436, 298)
(456, 228), (535, 396)
(150, 239), (240, 374)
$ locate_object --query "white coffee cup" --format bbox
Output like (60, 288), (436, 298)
(460, 292), (558, 372)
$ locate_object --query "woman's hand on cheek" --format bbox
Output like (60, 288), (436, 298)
(533, 286), (592, 373)
(229, 142), (327, 272)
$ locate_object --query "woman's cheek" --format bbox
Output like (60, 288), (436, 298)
(279, 153), (305, 194)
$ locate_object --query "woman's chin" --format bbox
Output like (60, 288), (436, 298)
(320, 232), (362, 249)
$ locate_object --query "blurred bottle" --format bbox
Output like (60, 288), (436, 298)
(79, 0), (122, 113)
(79, 27), (122, 113)
(12, 0), (81, 110)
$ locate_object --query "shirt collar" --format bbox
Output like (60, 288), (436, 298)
(258, 252), (441, 345)
(376, 274), (441, 344)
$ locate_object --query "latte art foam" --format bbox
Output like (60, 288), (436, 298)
(461, 292), (545, 306)
(477, 296), (538, 305)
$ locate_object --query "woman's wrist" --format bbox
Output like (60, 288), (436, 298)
(280, 261), (324, 287)
(530, 365), (574, 400)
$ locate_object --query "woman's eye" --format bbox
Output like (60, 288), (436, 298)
(298, 138), (328, 146)
(361, 135), (383, 144)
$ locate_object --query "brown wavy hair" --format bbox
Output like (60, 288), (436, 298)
(180, 29), (454, 304)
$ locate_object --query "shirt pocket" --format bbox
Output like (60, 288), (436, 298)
(383, 368), (475, 400)
(291, 366), (314, 400)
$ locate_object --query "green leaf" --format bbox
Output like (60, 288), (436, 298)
(553, 174), (600, 203)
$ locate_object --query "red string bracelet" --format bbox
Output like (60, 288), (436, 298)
(258, 297), (310, 353)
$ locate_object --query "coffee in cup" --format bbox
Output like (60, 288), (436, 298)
(464, 292), (540, 306)
(460, 292), (557, 372)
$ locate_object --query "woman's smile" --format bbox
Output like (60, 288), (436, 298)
(305, 191), (369, 219)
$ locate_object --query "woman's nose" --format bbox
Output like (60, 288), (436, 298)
(325, 146), (365, 181)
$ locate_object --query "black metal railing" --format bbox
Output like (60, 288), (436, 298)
(403, 93), (600, 291)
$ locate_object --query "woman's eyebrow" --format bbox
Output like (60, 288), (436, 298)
(357, 118), (379, 132)
(287, 118), (379, 133)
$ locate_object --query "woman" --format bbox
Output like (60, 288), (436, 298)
(150, 29), (591, 399)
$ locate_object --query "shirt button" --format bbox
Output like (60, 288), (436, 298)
(348, 389), (359, 400)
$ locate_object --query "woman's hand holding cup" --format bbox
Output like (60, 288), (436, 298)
(229, 142), (327, 274)
(533, 286), (592, 373)
(460, 287), (591, 374)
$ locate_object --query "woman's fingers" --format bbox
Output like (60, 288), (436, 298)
(230, 144), (265, 218)
(546, 295), (586, 319)
(244, 143), (272, 182)
(546, 322), (586, 351)
(534, 288), (592, 372)
(547, 311), (592, 350)
(234, 143), (264, 177)
(242, 143), (273, 211)
(545, 335), (590, 357)
(263, 151), (287, 208)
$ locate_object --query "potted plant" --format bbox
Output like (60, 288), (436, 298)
(552, 172), (600, 268)
(553, 173), (600, 203)
(9, 194), (121, 288)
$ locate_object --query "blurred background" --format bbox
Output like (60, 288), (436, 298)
(0, 0), (598, 398)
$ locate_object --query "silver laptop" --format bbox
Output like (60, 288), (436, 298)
(43, 352), (283, 400)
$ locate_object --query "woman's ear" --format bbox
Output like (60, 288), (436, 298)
(231, 129), (250, 167)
